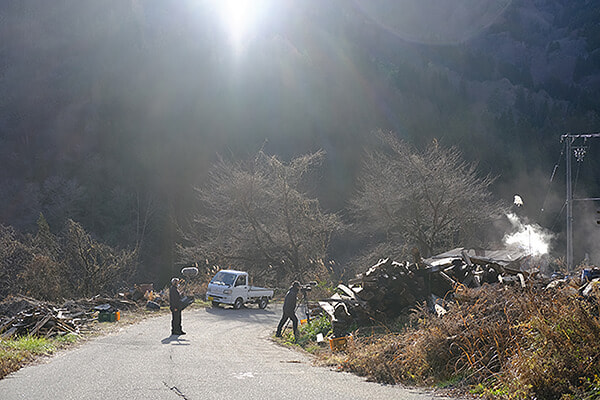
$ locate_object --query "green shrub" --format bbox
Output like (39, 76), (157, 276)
(296, 314), (332, 346)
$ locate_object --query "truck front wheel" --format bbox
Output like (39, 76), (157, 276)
(211, 301), (220, 307)
(233, 297), (244, 309)
(258, 297), (269, 309)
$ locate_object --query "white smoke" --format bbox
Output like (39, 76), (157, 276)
(503, 213), (554, 256)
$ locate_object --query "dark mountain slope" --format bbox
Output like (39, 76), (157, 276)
(1, 0), (599, 276)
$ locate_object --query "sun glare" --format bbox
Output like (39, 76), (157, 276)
(213, 0), (264, 51)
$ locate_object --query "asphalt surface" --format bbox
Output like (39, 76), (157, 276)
(0, 304), (456, 400)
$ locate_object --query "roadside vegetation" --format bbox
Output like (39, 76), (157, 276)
(0, 334), (78, 379)
(286, 280), (600, 400)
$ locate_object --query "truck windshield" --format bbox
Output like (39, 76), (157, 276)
(210, 271), (237, 286)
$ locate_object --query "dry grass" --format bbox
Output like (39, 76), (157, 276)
(340, 283), (600, 399)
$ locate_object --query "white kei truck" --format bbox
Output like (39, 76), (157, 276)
(206, 270), (274, 309)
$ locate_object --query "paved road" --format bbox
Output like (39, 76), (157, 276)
(0, 304), (455, 400)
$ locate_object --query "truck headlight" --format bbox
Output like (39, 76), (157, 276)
(223, 289), (232, 294)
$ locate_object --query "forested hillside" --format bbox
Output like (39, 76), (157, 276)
(1, 0), (599, 283)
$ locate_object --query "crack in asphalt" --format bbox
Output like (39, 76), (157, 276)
(163, 381), (189, 399)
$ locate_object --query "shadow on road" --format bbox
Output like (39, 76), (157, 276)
(204, 305), (276, 317)
(202, 305), (278, 326)
(161, 335), (190, 345)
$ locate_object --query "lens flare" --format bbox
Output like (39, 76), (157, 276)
(212, 0), (266, 51)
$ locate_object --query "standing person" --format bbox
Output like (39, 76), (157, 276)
(275, 281), (300, 339)
(169, 277), (185, 335)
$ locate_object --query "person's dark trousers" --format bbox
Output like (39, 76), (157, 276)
(276, 312), (298, 337)
(171, 309), (182, 334)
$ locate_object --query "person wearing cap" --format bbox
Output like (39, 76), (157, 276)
(275, 281), (300, 339)
(169, 277), (185, 335)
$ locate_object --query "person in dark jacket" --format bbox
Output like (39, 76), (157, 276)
(275, 281), (300, 339)
(169, 277), (185, 335)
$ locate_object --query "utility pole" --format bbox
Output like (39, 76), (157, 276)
(561, 133), (600, 272)
(565, 136), (573, 271)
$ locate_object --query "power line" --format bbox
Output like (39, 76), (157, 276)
(561, 132), (600, 271)
(540, 143), (564, 215)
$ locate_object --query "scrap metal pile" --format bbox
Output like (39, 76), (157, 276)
(319, 247), (534, 334)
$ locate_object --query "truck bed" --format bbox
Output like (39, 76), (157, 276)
(248, 286), (274, 297)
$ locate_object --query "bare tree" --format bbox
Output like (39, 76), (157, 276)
(0, 224), (33, 299)
(19, 214), (64, 300)
(62, 219), (138, 297)
(131, 188), (159, 253)
(179, 150), (341, 284)
(2, 214), (138, 301)
(351, 131), (504, 258)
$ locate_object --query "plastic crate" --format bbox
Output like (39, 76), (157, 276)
(98, 311), (118, 322)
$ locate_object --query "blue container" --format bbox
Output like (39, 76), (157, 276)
(581, 268), (600, 284)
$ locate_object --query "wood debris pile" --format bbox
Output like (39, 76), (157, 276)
(0, 294), (138, 339)
(320, 247), (533, 332)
